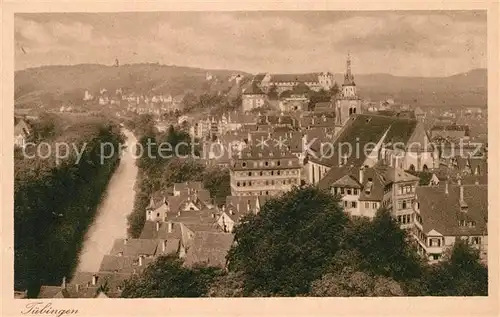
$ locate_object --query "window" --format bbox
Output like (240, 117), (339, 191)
(242, 182), (246, 187)
(277, 171), (281, 176)
(242, 162), (247, 167)
(343, 201), (348, 208)
(351, 201), (357, 208)
(402, 200), (407, 209)
(468, 221), (476, 227)
(471, 237), (481, 244)
(248, 172), (252, 176)
(265, 181), (269, 186)
(157, 213), (160, 217)
(277, 160), (281, 166)
(353, 189), (359, 195)
(431, 254), (440, 260)
(248, 181), (252, 186)
(237, 182), (240, 187)
(265, 161), (269, 166)
(259, 171), (263, 176)
(397, 215), (402, 223)
(372, 202), (377, 209)
(265, 191), (269, 195)
(340, 188), (345, 195)
(429, 238), (441, 247)
(271, 171), (274, 176)
(347, 188), (352, 195)
(397, 201), (402, 210)
(271, 180), (275, 185)
(365, 202), (370, 209)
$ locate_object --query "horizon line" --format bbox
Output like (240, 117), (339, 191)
(14, 62), (487, 79)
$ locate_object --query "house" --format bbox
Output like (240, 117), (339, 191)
(14, 117), (31, 148)
(99, 254), (154, 274)
(242, 83), (268, 112)
(183, 232), (234, 269)
(230, 146), (302, 196)
(38, 272), (131, 298)
(319, 162), (419, 223)
(109, 238), (159, 258)
(217, 196), (261, 232)
(430, 123), (470, 141)
(413, 182), (488, 263)
(255, 72), (334, 94)
(307, 113), (438, 187)
(279, 94), (310, 112)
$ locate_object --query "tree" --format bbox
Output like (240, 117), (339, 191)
(121, 255), (222, 298)
(418, 240), (488, 296)
(202, 167), (231, 206)
(267, 85), (279, 100)
(342, 209), (423, 282)
(226, 186), (348, 296)
(330, 82), (340, 97)
(310, 267), (404, 297)
(208, 271), (246, 297)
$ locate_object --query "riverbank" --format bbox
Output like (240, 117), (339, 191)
(75, 129), (138, 272)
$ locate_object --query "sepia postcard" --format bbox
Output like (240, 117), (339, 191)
(1, 1), (499, 316)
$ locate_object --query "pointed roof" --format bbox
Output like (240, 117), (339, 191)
(343, 53), (355, 86)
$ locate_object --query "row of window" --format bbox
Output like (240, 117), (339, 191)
(398, 184), (415, 195)
(397, 214), (413, 225)
(397, 199), (415, 210)
(236, 179), (297, 187)
(458, 219), (476, 228)
(241, 160), (294, 168)
(236, 169), (298, 177)
(343, 201), (357, 209)
(332, 187), (360, 196)
(364, 202), (379, 210)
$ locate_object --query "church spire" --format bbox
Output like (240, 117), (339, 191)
(343, 52), (355, 86)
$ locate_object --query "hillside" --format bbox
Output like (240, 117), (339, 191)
(14, 64), (487, 109)
(14, 63), (249, 108)
(333, 68), (487, 107)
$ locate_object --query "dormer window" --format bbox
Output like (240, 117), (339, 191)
(242, 162), (247, 167)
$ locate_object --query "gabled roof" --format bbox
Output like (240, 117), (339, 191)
(242, 82), (265, 95)
(183, 232), (234, 268)
(331, 174), (362, 188)
(416, 185), (488, 236)
(38, 286), (65, 298)
(310, 114), (418, 168)
(109, 239), (158, 257)
(139, 221), (183, 240)
(99, 255), (153, 274)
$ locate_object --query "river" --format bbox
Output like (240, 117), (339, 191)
(75, 129), (138, 272)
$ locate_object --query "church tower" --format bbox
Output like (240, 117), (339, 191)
(336, 53), (361, 127)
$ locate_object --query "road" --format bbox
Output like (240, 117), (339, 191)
(75, 129), (138, 272)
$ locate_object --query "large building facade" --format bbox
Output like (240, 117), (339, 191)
(230, 148), (302, 196)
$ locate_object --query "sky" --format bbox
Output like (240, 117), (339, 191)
(14, 11), (487, 77)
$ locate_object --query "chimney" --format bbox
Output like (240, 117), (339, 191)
(139, 256), (143, 267)
(168, 221), (173, 233)
(61, 276), (66, 289)
(156, 221), (160, 232)
(124, 238), (128, 245)
(92, 274), (97, 286)
(359, 167), (364, 184)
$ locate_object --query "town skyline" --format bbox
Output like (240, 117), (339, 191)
(15, 11), (486, 77)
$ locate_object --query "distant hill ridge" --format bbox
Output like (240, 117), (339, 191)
(14, 64), (486, 108)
